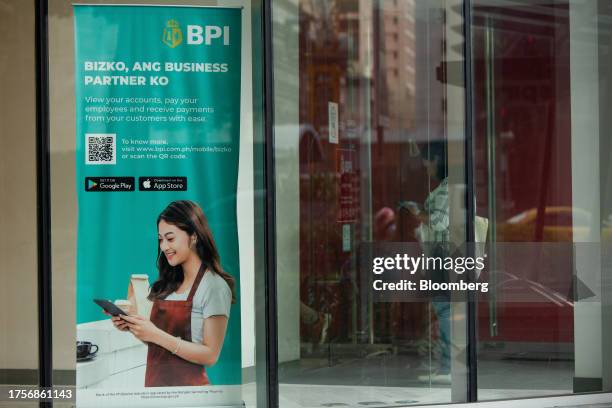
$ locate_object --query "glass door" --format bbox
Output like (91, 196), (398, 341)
(271, 0), (612, 406)
(472, 0), (612, 401)
(271, 0), (471, 405)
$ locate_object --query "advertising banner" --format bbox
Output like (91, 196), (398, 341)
(73, 5), (242, 407)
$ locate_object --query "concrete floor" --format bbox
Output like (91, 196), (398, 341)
(275, 351), (575, 407)
(279, 353), (572, 391)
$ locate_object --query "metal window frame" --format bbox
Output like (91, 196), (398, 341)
(462, 0), (478, 403)
(261, 1), (280, 407)
(35, 1), (53, 405)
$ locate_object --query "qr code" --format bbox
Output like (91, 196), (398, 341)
(86, 133), (116, 165)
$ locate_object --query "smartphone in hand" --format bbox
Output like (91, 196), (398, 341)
(94, 299), (128, 317)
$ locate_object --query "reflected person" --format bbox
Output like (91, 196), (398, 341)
(401, 141), (451, 384)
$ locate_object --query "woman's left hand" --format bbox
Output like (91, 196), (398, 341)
(122, 315), (161, 343)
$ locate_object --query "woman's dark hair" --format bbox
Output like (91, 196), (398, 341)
(148, 200), (236, 303)
(420, 141), (447, 180)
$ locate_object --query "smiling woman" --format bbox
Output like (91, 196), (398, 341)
(110, 200), (235, 387)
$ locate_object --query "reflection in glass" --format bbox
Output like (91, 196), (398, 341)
(473, 0), (612, 399)
(47, 1), (266, 405)
(274, 0), (467, 405)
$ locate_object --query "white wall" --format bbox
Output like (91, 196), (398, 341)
(273, 0), (301, 364)
(444, 0), (468, 401)
(569, 0), (603, 383)
(228, 0), (257, 370)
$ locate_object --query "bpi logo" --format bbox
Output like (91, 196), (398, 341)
(162, 18), (230, 48)
(162, 19), (183, 48)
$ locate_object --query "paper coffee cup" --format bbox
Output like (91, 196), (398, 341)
(114, 299), (132, 314)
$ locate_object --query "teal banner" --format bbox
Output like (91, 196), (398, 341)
(74, 5), (242, 396)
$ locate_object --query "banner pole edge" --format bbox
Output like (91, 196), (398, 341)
(72, 4), (244, 9)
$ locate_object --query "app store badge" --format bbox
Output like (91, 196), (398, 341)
(139, 177), (187, 191)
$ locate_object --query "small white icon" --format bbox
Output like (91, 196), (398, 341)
(143, 179), (152, 189)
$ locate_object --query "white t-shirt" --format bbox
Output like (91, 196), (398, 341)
(164, 271), (232, 344)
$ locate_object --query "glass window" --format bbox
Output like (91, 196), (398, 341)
(473, 0), (612, 400)
(272, 0), (470, 405)
(48, 1), (268, 406)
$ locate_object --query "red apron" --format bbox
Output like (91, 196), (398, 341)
(145, 267), (210, 387)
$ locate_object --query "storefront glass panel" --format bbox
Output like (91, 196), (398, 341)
(472, 0), (612, 400)
(2, 0), (612, 406)
(272, 0), (471, 405)
(47, 1), (268, 406)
